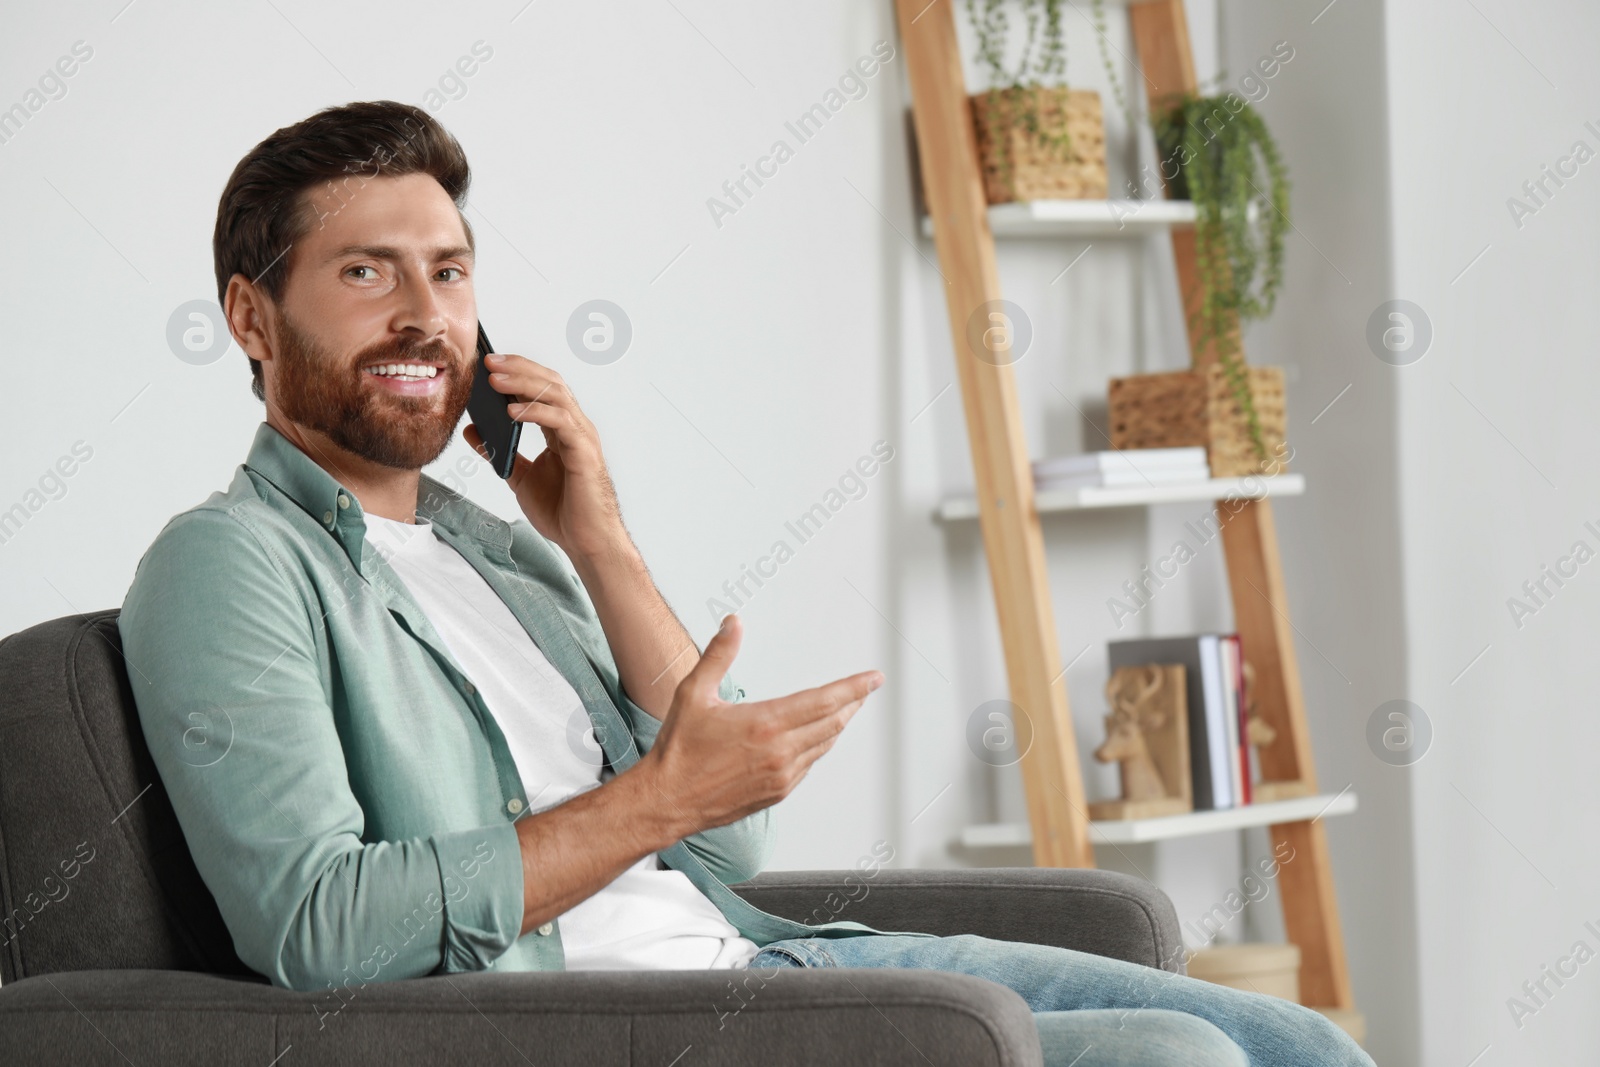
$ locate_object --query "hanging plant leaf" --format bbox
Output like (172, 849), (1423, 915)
(1151, 92), (1290, 463)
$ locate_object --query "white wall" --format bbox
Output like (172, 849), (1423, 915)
(1382, 2), (1600, 1064)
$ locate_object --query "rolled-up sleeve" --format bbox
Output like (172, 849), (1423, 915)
(118, 508), (524, 991)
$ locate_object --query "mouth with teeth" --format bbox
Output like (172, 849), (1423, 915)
(363, 361), (447, 397)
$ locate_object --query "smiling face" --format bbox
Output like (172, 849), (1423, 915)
(260, 172), (478, 471)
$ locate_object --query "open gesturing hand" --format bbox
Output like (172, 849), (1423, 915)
(640, 614), (884, 835)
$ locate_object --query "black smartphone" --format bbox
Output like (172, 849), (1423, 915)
(467, 322), (521, 480)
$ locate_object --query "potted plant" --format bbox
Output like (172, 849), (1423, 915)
(1150, 91), (1290, 467)
(965, 0), (1108, 203)
(1105, 84), (1292, 476)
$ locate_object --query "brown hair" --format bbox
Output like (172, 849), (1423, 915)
(212, 100), (474, 401)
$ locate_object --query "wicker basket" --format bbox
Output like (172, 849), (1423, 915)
(970, 87), (1107, 204)
(1188, 944), (1301, 1002)
(1108, 365), (1288, 478)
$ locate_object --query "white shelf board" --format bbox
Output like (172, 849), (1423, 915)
(961, 791), (1358, 848)
(937, 473), (1305, 522)
(920, 199), (1197, 240)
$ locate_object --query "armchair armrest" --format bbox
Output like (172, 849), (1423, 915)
(0, 868), (1179, 1065)
(0, 967), (1043, 1067)
(733, 867), (1185, 973)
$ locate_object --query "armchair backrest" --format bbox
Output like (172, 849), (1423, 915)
(0, 611), (251, 983)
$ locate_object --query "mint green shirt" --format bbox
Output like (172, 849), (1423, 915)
(118, 421), (883, 991)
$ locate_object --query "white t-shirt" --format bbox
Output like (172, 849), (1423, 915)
(362, 511), (759, 971)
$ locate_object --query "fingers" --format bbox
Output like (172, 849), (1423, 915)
(767, 669), (883, 730)
(681, 613), (743, 702)
(504, 397), (607, 477)
(780, 695), (868, 797)
(787, 694), (865, 754)
(484, 351), (548, 379)
(488, 356), (570, 406)
(489, 358), (590, 424)
(508, 398), (574, 429)
(794, 720), (849, 773)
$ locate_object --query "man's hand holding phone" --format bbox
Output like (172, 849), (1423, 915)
(638, 613), (883, 836)
(464, 345), (627, 562)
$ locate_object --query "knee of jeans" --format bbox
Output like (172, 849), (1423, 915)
(1037, 1011), (1247, 1067)
(1283, 1004), (1371, 1067)
(1155, 1013), (1249, 1067)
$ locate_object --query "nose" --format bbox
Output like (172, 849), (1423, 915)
(393, 268), (449, 350)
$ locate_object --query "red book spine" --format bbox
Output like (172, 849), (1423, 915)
(1233, 635), (1251, 805)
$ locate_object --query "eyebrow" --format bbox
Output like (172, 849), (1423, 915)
(324, 244), (475, 265)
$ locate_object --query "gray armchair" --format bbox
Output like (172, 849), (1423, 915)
(0, 611), (1185, 1066)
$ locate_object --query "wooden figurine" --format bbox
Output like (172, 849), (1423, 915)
(1242, 661), (1277, 748)
(1239, 660), (1313, 802)
(1088, 664), (1193, 821)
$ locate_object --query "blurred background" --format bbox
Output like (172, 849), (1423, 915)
(3, 2), (1597, 1063)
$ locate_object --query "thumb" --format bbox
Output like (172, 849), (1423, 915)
(683, 613), (743, 701)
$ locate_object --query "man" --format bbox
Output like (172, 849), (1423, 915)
(119, 100), (1372, 1066)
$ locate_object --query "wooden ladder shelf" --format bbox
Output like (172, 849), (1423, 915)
(893, 0), (1357, 1017)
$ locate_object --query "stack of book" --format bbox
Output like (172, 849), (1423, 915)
(1031, 448), (1211, 491)
(1108, 634), (1252, 811)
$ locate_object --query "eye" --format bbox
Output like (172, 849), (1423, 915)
(345, 265), (378, 280)
(437, 266), (465, 282)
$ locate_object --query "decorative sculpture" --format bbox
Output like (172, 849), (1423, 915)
(1089, 663), (1193, 821)
(1242, 661), (1276, 748)
(1238, 659), (1314, 802)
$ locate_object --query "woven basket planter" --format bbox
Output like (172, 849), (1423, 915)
(970, 87), (1107, 204)
(1108, 365), (1288, 478)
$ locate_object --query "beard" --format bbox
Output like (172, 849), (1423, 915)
(268, 307), (475, 471)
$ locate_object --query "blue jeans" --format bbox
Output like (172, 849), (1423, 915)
(753, 934), (1373, 1067)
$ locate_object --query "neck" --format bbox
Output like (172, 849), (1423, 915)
(266, 409), (422, 524)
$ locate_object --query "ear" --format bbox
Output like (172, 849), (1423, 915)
(225, 273), (277, 365)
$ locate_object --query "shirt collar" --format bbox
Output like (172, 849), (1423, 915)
(243, 421), (513, 569)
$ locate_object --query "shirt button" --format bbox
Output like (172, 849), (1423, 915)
(507, 798), (523, 814)
(337, 494), (351, 510)
(537, 922), (554, 936)
(464, 681), (476, 696)
(323, 510), (334, 525)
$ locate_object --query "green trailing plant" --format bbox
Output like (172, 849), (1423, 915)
(965, 0), (1071, 198)
(1151, 93), (1290, 463)
(1089, 0), (1141, 129)
(1078, 0), (1292, 464)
